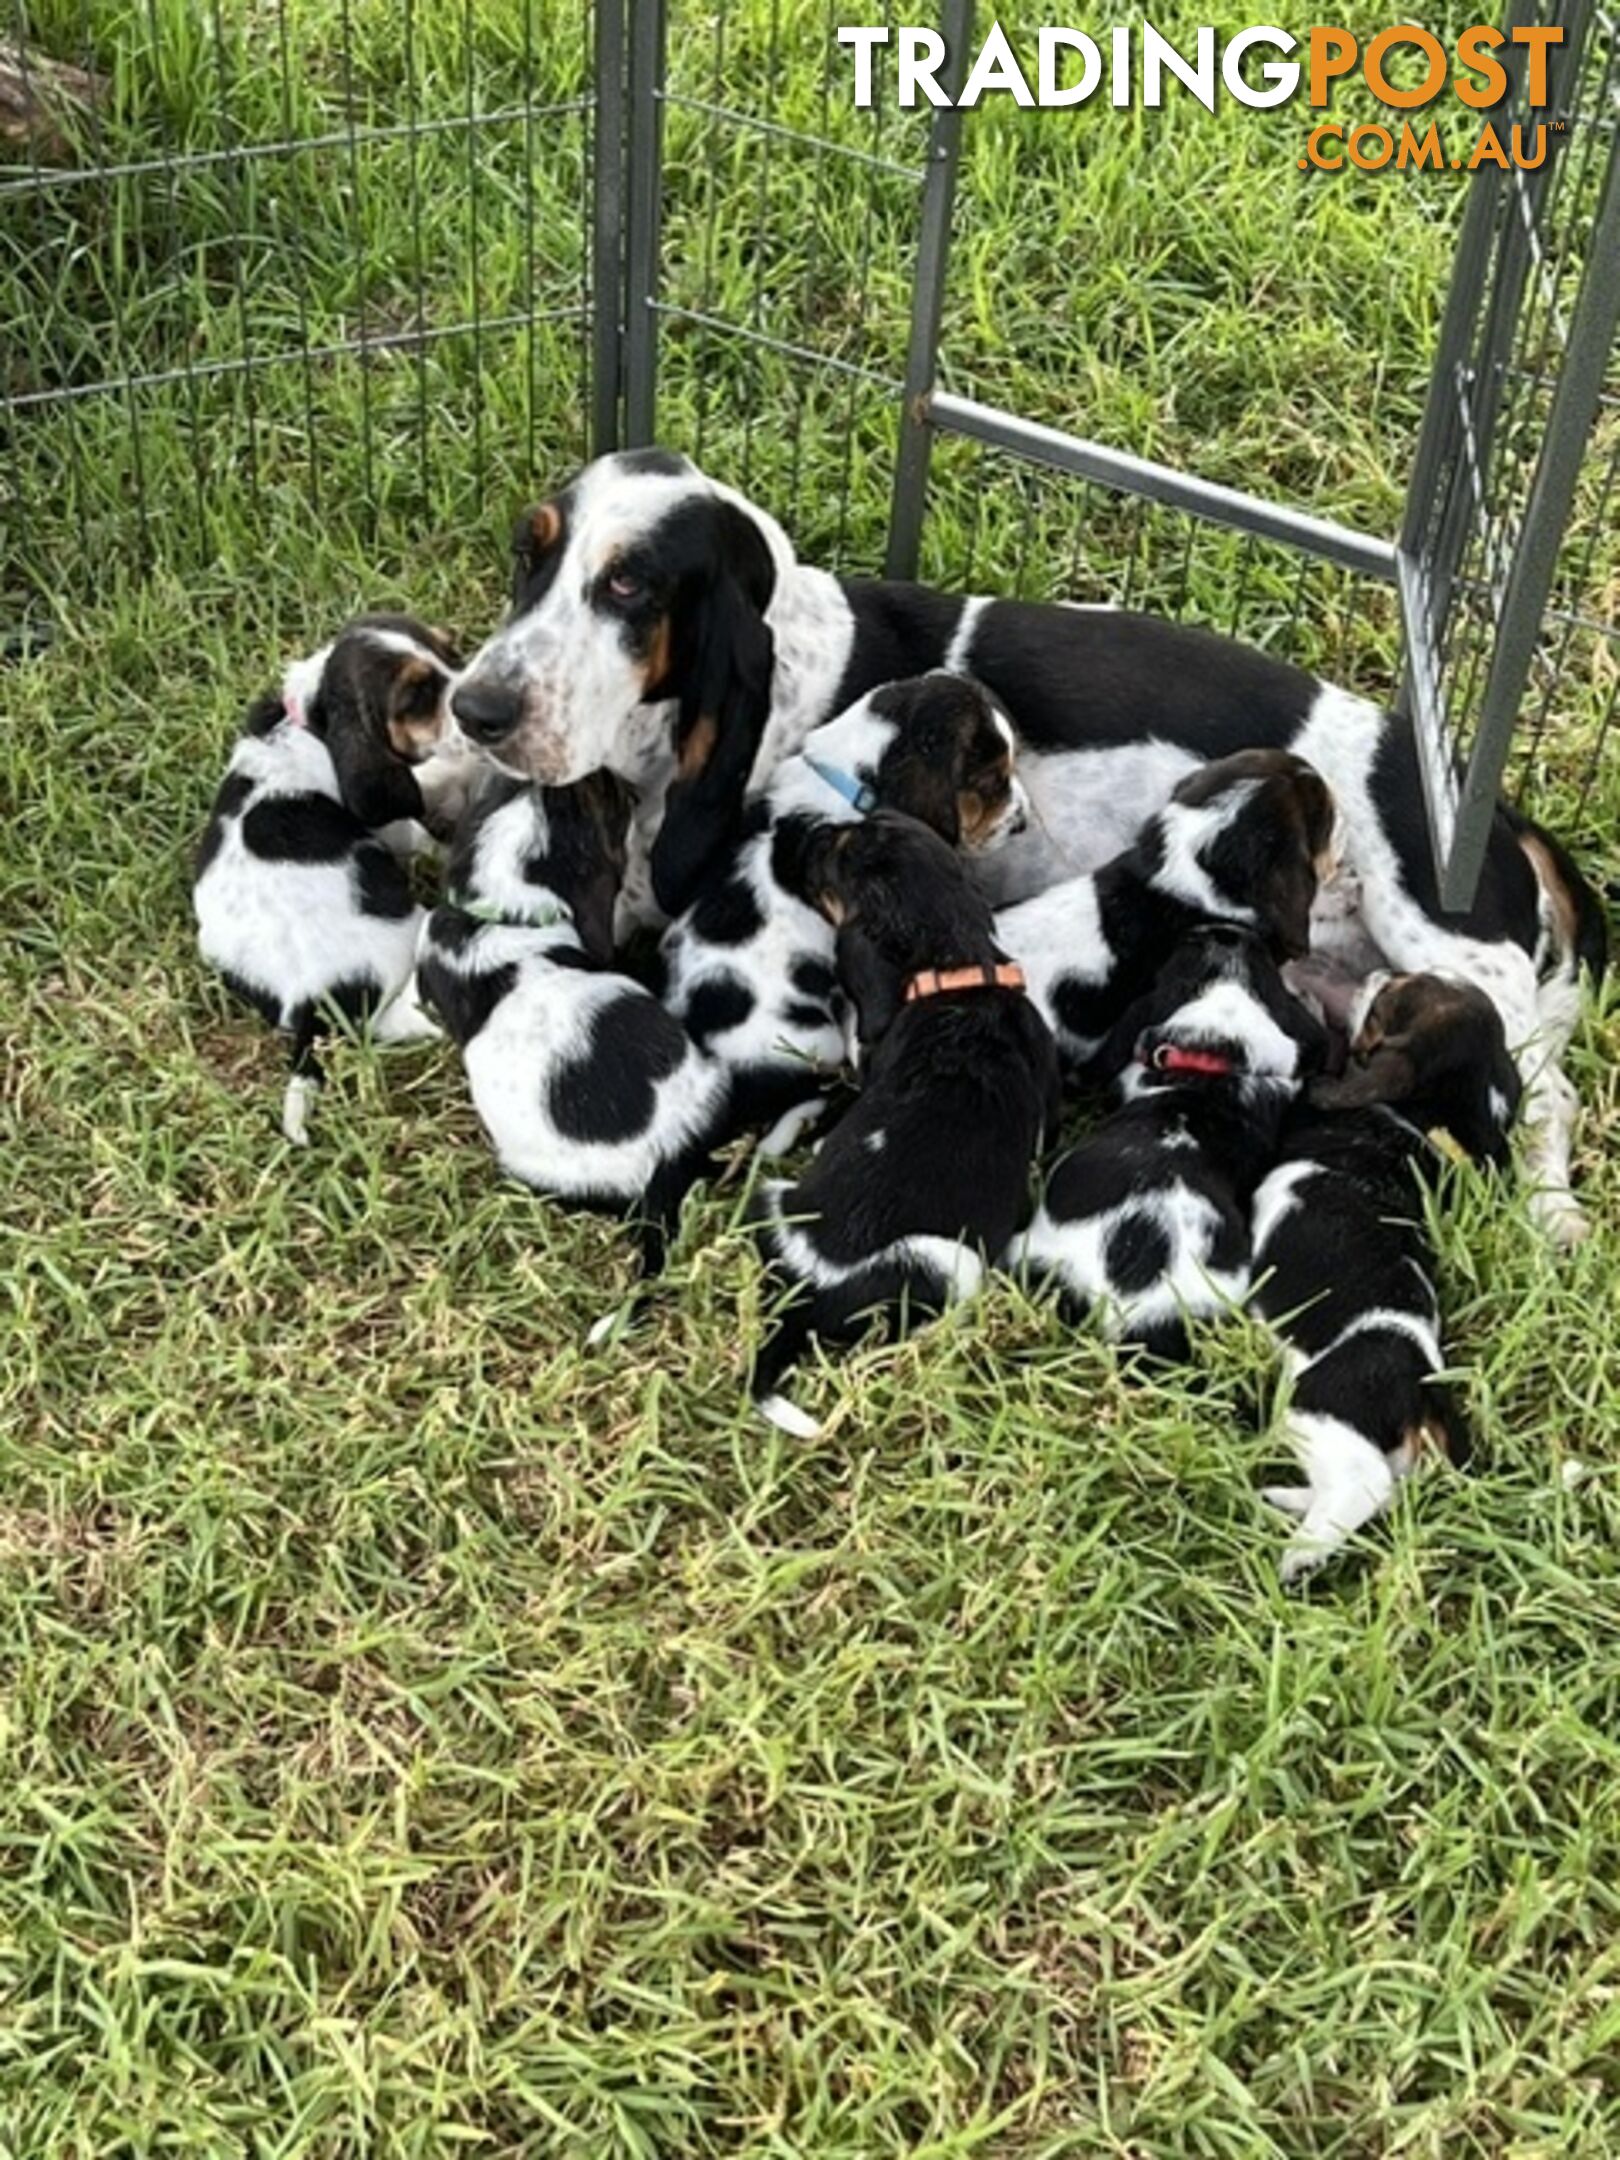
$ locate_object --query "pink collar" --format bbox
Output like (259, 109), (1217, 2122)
(283, 691), (308, 730)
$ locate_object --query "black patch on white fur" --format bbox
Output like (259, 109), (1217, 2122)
(354, 846), (415, 921)
(1103, 1212), (1173, 1294)
(784, 999), (833, 1031)
(683, 974), (756, 1047)
(547, 994), (689, 1143)
(242, 794), (360, 864)
(194, 769), (255, 877)
(688, 872), (764, 947)
(790, 955), (838, 1002)
(421, 956), (520, 1043)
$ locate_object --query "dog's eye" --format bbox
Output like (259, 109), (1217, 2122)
(605, 570), (643, 604)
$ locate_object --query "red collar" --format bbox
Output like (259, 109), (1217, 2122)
(903, 962), (1027, 1004)
(1145, 1042), (1235, 1079)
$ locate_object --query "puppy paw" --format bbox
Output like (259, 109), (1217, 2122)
(282, 1074), (314, 1146)
(757, 1099), (826, 1158)
(373, 983), (444, 1046)
(1278, 1538), (1334, 1587)
(586, 1303), (630, 1349)
(1260, 1484), (1313, 1519)
(1529, 1187), (1591, 1250)
(757, 1392), (823, 1440)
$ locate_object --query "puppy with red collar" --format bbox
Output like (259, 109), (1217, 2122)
(994, 749), (1341, 1073)
(1250, 971), (1521, 1582)
(193, 614), (463, 1142)
(748, 812), (1060, 1435)
(1014, 923), (1330, 1357)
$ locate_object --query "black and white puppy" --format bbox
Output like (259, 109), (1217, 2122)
(748, 813), (1061, 1435)
(193, 614), (463, 1142)
(1015, 924), (1330, 1357)
(995, 748), (1340, 1072)
(659, 671), (1027, 1151)
(417, 770), (728, 1270)
(1249, 970), (1522, 1582)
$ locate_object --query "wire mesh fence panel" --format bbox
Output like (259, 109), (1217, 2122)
(1398, 0), (1620, 895)
(623, 0), (939, 571)
(1, 0), (599, 635)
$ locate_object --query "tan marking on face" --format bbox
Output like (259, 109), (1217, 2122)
(818, 890), (847, 926)
(529, 501), (561, 552)
(385, 657), (449, 759)
(679, 710), (719, 778)
(642, 613), (673, 698)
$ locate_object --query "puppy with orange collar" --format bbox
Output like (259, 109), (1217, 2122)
(748, 812), (1060, 1435)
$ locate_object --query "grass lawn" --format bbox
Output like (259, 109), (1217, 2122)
(4, 2), (1620, 2153)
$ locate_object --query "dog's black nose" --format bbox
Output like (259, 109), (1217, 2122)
(452, 680), (524, 744)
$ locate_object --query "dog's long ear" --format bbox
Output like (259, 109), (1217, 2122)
(1258, 842), (1318, 963)
(312, 659), (425, 831)
(836, 919), (903, 1056)
(1308, 1042), (1416, 1109)
(1278, 989), (1333, 1077)
(571, 769), (635, 966)
(649, 503), (777, 916)
(1094, 983), (1166, 1080)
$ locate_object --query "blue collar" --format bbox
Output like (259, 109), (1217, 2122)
(802, 753), (878, 816)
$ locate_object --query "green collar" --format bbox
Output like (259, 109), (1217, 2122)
(447, 888), (574, 932)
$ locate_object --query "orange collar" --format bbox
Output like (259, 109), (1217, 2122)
(903, 962), (1027, 1004)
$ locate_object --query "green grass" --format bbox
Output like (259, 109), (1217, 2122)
(4, 2), (1620, 2153)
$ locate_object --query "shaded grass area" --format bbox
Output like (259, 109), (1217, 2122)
(5, 1), (1620, 2153)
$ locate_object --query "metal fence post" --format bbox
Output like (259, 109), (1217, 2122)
(883, 0), (972, 581)
(624, 0), (667, 447)
(590, 0), (626, 456)
(1439, 133), (1620, 910)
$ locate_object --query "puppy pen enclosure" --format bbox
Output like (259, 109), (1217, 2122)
(3, 0), (1617, 910)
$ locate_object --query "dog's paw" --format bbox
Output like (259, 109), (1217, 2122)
(282, 1074), (314, 1146)
(586, 1303), (631, 1349)
(757, 1392), (823, 1440)
(1278, 1537), (1334, 1588)
(1260, 1484), (1313, 1519)
(757, 1099), (827, 1159)
(1529, 1186), (1591, 1250)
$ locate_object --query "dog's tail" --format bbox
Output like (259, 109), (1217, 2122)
(1504, 804), (1609, 986)
(750, 1299), (825, 1438)
(282, 1009), (324, 1145)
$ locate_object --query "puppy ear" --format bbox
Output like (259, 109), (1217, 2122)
(649, 504), (777, 917)
(836, 919), (902, 1056)
(1094, 983), (1165, 1079)
(1259, 844), (1318, 962)
(769, 817), (854, 924)
(1279, 991), (1334, 1076)
(1308, 1041), (1417, 1110)
(311, 665), (424, 830)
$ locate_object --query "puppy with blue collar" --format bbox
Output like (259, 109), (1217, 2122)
(193, 614), (463, 1143)
(659, 671), (1028, 1153)
(418, 769), (729, 1272)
